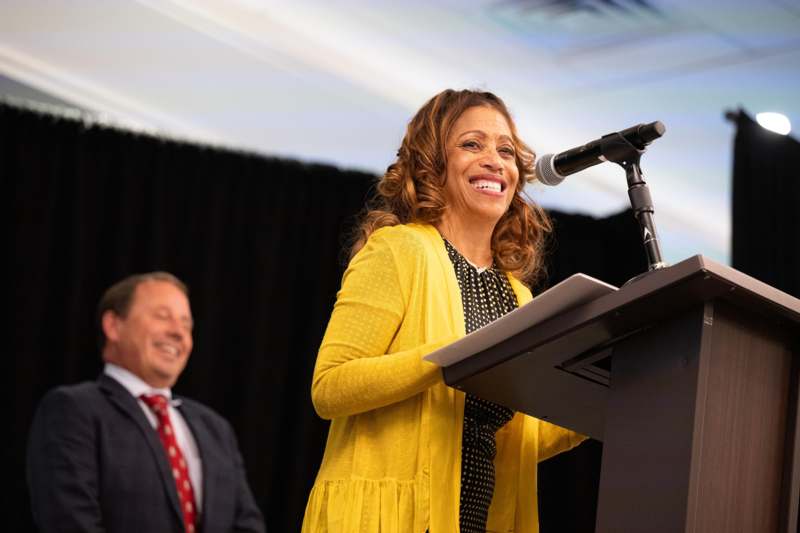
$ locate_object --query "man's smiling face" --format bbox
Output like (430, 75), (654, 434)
(103, 279), (194, 388)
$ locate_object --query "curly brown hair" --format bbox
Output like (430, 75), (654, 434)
(350, 89), (552, 285)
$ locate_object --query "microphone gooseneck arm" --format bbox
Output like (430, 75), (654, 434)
(598, 133), (667, 272)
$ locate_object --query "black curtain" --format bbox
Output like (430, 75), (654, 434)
(8, 103), (374, 532)
(7, 102), (646, 532)
(731, 110), (800, 298)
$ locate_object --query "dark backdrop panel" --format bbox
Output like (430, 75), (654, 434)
(731, 111), (800, 299)
(7, 103), (372, 532)
(541, 209), (649, 290)
(7, 102), (647, 532)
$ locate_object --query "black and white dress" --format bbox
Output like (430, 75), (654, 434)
(444, 240), (519, 533)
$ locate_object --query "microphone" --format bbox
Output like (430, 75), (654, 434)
(535, 121), (666, 185)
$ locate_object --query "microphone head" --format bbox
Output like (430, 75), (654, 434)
(635, 121), (666, 147)
(534, 153), (565, 186)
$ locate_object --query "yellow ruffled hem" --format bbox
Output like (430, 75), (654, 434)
(301, 477), (429, 533)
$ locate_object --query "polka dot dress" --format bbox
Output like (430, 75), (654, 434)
(444, 240), (518, 533)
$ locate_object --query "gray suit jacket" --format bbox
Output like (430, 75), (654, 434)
(27, 373), (266, 533)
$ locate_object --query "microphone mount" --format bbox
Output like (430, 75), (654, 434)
(598, 132), (668, 272)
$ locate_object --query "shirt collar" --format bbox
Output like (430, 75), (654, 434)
(104, 363), (182, 406)
(443, 239), (494, 273)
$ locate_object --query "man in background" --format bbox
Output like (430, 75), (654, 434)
(27, 272), (266, 533)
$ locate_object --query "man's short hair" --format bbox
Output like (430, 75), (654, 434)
(96, 272), (189, 351)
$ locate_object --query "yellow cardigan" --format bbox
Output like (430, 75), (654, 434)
(302, 223), (585, 533)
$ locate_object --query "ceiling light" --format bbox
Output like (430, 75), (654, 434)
(755, 112), (791, 135)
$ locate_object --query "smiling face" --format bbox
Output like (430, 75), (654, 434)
(441, 105), (520, 230)
(102, 279), (194, 389)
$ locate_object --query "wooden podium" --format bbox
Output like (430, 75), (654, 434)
(442, 255), (800, 532)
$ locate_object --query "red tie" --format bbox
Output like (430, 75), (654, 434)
(140, 394), (198, 533)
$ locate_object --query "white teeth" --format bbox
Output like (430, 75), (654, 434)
(471, 179), (502, 192)
(156, 343), (178, 356)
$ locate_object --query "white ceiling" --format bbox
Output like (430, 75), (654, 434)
(3, 0), (799, 264)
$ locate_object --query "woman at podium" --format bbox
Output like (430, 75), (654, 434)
(302, 89), (586, 533)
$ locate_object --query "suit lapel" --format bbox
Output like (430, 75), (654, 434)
(178, 400), (214, 532)
(98, 374), (184, 526)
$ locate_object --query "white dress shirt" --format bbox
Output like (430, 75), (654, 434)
(104, 363), (204, 511)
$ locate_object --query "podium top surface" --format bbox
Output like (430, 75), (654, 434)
(441, 255), (800, 439)
(447, 254), (800, 379)
(615, 254), (800, 324)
